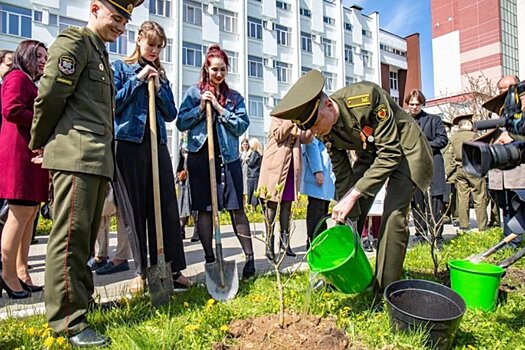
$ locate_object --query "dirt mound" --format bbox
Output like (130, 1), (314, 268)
(214, 313), (358, 350)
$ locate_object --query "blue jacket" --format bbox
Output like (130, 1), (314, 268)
(300, 138), (335, 201)
(112, 60), (177, 144)
(176, 85), (249, 163)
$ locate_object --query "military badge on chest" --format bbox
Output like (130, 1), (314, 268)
(58, 55), (76, 75)
(374, 104), (389, 123)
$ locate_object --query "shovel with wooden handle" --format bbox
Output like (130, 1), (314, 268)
(203, 100), (239, 301)
(145, 78), (174, 306)
(468, 233), (519, 263)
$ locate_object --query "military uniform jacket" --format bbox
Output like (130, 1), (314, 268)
(30, 27), (115, 179)
(445, 129), (479, 178)
(327, 82), (434, 199)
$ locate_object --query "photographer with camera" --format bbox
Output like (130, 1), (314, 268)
(445, 114), (488, 232)
(472, 75), (525, 249)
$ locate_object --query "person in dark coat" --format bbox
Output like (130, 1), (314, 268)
(405, 89), (448, 248)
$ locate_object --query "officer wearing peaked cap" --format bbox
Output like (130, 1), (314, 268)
(444, 114), (488, 232)
(29, 0), (135, 346)
(271, 70), (434, 293)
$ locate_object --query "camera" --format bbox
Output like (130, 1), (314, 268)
(462, 81), (525, 177)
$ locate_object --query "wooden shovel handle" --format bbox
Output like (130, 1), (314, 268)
(206, 101), (221, 241)
(148, 79), (164, 255)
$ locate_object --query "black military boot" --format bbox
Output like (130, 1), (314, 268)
(242, 254), (255, 279)
(280, 230), (296, 257)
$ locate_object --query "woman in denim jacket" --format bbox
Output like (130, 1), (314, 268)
(112, 21), (189, 291)
(177, 45), (255, 279)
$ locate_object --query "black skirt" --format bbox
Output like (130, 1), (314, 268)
(187, 141), (243, 212)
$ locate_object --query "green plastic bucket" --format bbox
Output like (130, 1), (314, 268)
(307, 216), (374, 294)
(448, 259), (505, 312)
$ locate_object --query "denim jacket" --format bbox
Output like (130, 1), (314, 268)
(176, 85), (249, 163)
(112, 60), (177, 144)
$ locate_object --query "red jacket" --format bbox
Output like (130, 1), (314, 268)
(0, 69), (48, 202)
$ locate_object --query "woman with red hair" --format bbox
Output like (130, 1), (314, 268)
(0, 40), (48, 298)
(177, 45), (255, 279)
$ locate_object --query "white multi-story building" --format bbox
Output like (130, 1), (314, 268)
(0, 0), (418, 163)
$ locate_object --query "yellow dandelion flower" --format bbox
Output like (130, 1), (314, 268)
(27, 326), (37, 336)
(43, 336), (55, 348)
(206, 298), (216, 308)
(183, 301), (190, 308)
(220, 325), (229, 332)
(56, 336), (67, 345)
(184, 324), (200, 332)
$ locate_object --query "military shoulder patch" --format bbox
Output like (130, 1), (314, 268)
(374, 104), (389, 123)
(347, 94), (370, 108)
(58, 55), (76, 75)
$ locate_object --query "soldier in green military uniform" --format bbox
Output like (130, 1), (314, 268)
(29, 0), (136, 347)
(271, 70), (433, 294)
(444, 114), (488, 232)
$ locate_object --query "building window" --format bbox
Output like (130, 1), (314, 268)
(344, 22), (352, 31)
(345, 76), (357, 85)
(362, 29), (372, 38)
(162, 38), (173, 63)
(299, 8), (311, 17)
(276, 24), (291, 47)
(108, 31), (128, 55)
(183, 0), (202, 26)
(380, 43), (406, 57)
(344, 44), (353, 63)
(150, 0), (172, 18)
(324, 72), (336, 92)
(301, 32), (312, 53)
(322, 38), (335, 58)
(247, 16), (262, 39)
(0, 4), (32, 38)
(362, 50), (372, 68)
(248, 95), (264, 118)
(182, 42), (203, 67)
(276, 1), (291, 11)
(215, 8), (237, 34)
(58, 16), (87, 33)
(248, 55), (263, 78)
(274, 61), (291, 83)
(389, 71), (398, 91)
(323, 16), (335, 25)
(301, 66), (311, 75)
(224, 50), (238, 74)
(129, 30), (135, 42)
(500, 0), (519, 76)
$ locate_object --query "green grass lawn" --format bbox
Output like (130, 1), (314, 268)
(3, 228), (524, 350)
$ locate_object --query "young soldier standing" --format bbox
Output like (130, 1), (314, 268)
(29, 0), (136, 346)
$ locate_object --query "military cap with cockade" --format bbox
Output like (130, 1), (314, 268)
(104, 0), (135, 20)
(452, 113), (473, 125)
(270, 70), (325, 130)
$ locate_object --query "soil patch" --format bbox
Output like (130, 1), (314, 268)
(500, 267), (525, 292)
(214, 313), (360, 350)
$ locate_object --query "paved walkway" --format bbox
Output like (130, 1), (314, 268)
(0, 217), (469, 319)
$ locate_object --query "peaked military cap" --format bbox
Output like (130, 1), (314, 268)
(472, 128), (502, 144)
(270, 70), (325, 130)
(482, 91), (506, 114)
(452, 113), (473, 125)
(104, 0), (135, 20)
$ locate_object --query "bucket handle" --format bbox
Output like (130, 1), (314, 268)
(308, 214), (359, 255)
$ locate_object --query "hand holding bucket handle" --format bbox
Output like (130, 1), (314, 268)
(308, 214), (358, 253)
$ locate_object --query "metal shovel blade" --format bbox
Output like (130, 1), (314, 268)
(146, 258), (174, 306)
(204, 259), (239, 301)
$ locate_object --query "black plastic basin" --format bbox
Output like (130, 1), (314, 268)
(384, 279), (466, 350)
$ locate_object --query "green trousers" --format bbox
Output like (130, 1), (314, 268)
(45, 171), (107, 335)
(455, 168), (488, 230)
(372, 170), (416, 292)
